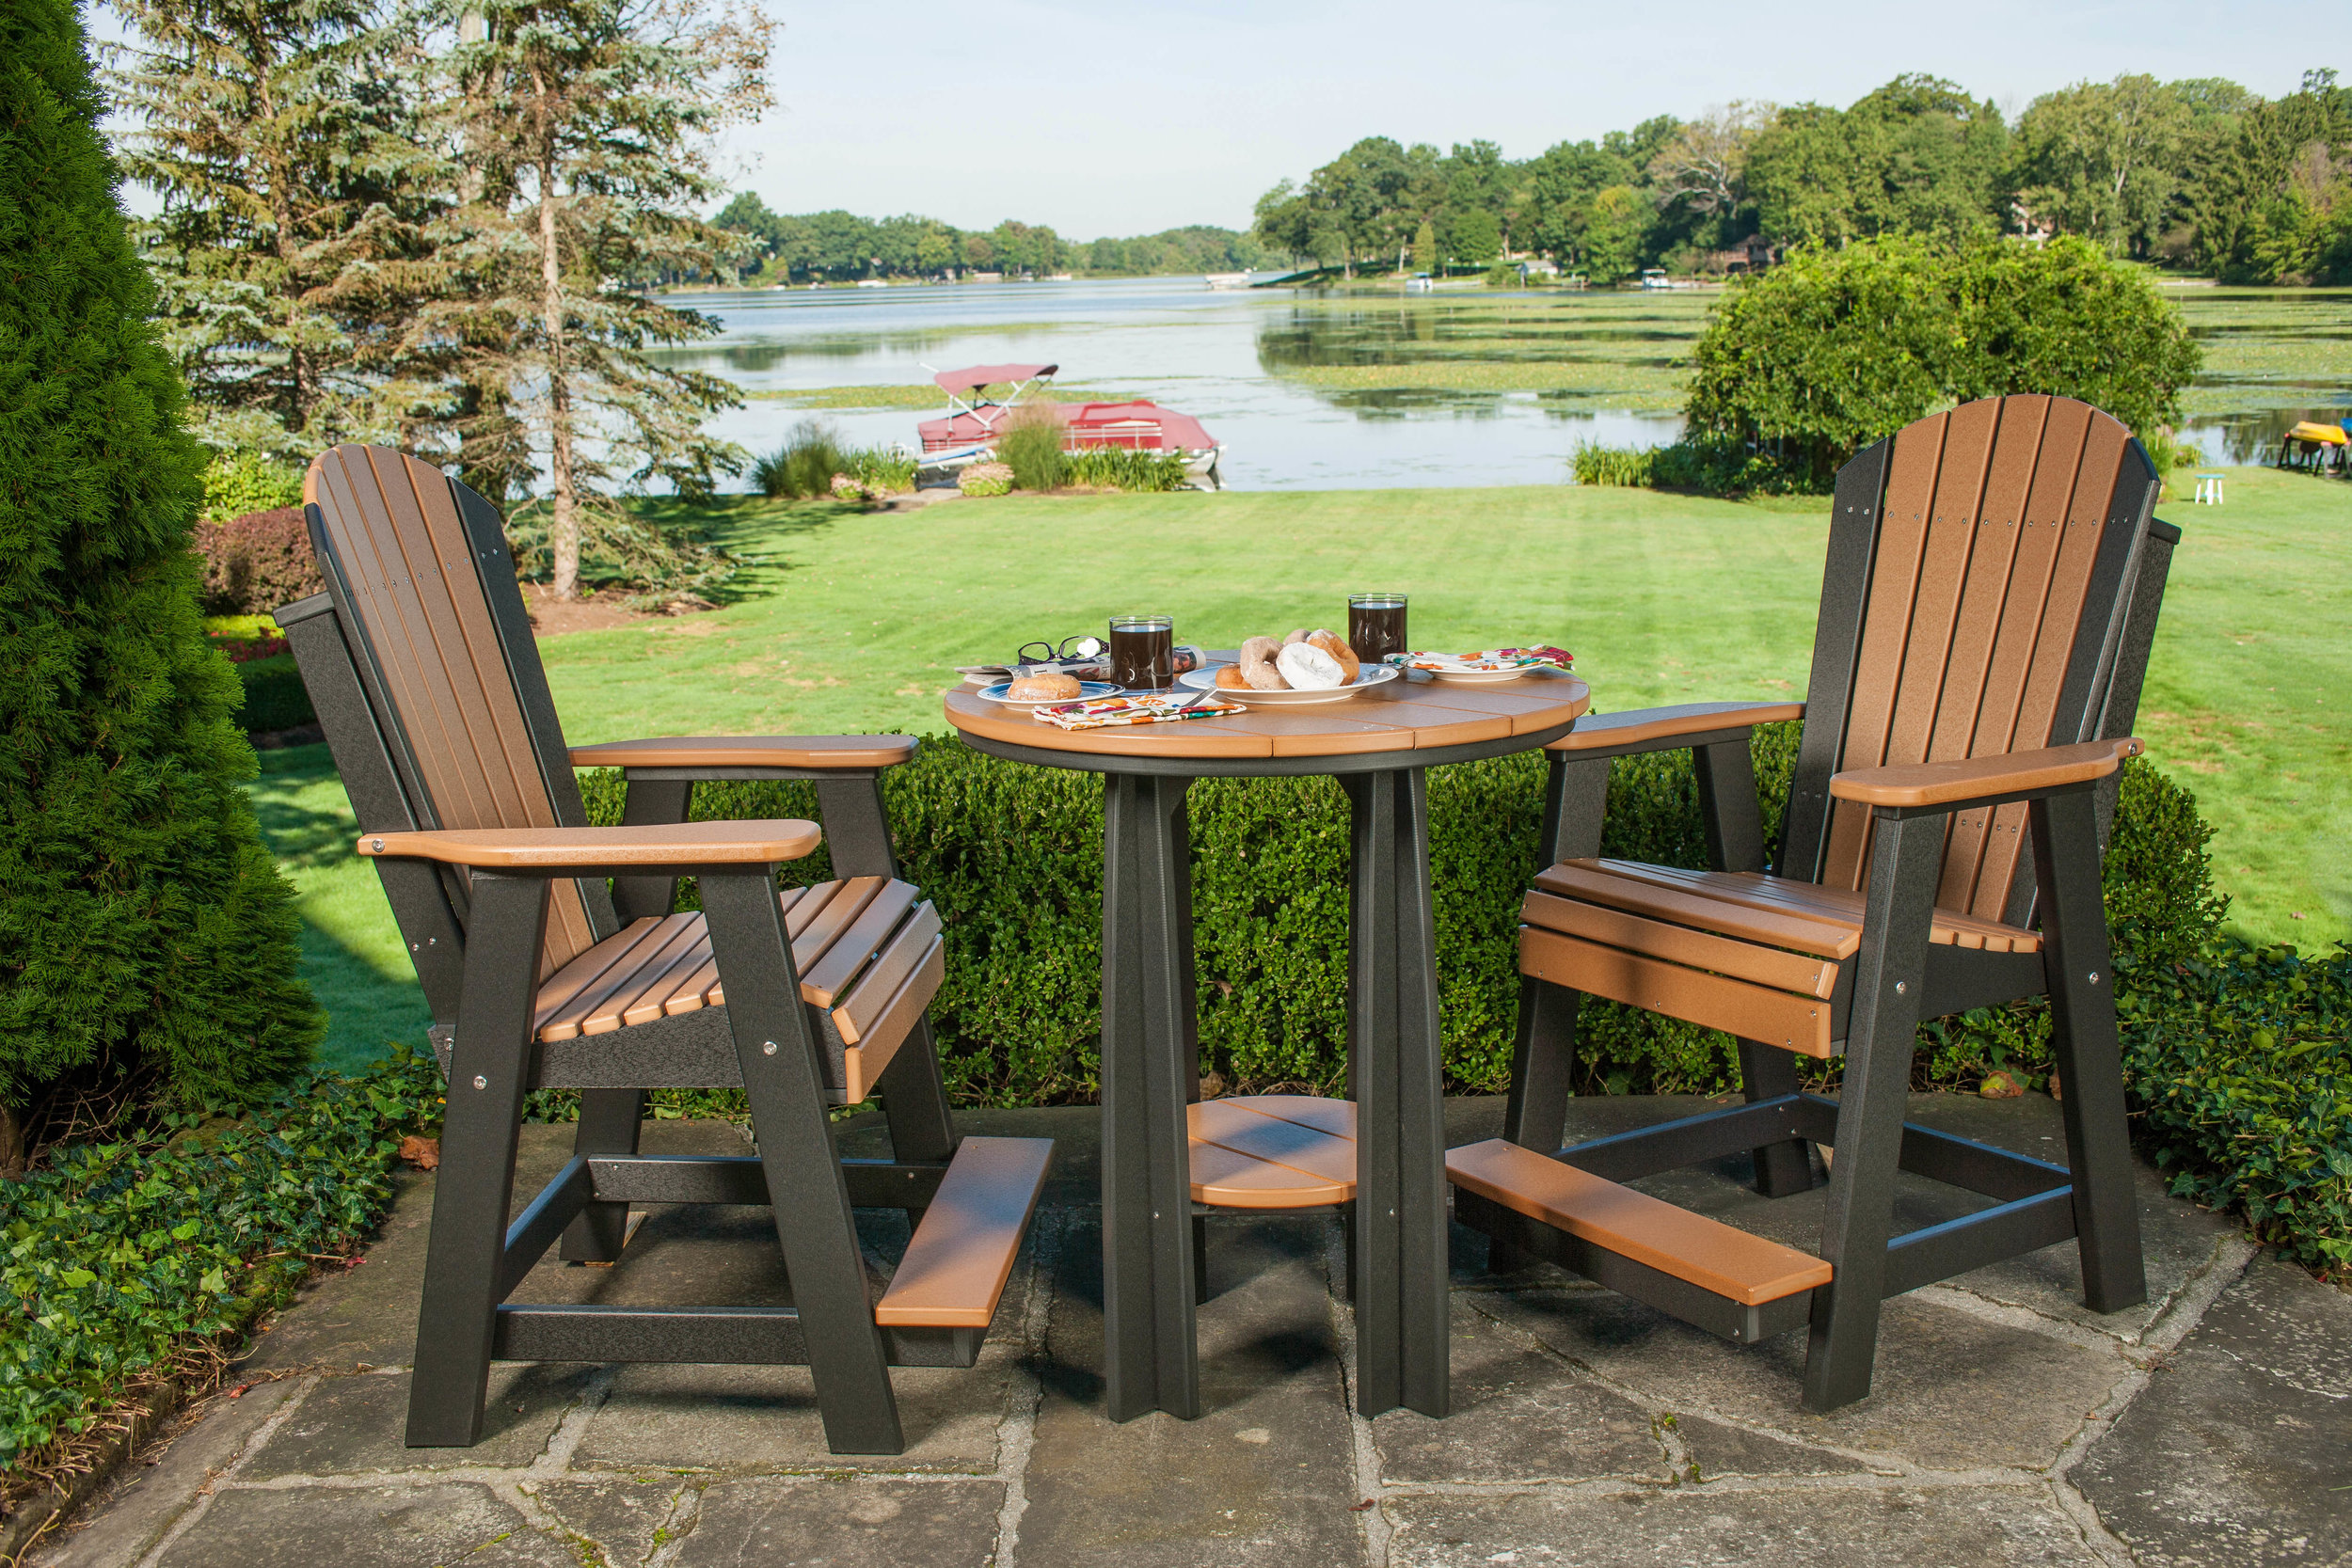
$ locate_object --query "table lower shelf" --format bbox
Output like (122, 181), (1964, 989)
(1188, 1095), (1358, 1209)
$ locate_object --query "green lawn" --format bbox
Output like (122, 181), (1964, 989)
(250, 465), (2352, 1064)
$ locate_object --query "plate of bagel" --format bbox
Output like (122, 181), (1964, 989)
(1178, 629), (1400, 705)
(981, 674), (1123, 709)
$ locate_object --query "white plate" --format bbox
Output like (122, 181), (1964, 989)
(980, 679), (1122, 709)
(1177, 664), (1398, 705)
(1415, 663), (1549, 684)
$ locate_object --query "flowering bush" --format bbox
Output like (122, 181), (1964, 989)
(958, 462), (1014, 498)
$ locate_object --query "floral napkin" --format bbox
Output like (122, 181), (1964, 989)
(1030, 693), (1247, 730)
(1386, 645), (1574, 673)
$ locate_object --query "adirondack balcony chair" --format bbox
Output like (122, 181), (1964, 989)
(1449, 395), (2179, 1411)
(275, 444), (1052, 1456)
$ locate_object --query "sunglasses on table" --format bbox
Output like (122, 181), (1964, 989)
(1016, 635), (1106, 664)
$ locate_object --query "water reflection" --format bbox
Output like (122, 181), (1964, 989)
(668, 277), (2334, 490)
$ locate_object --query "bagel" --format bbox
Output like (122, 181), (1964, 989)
(1304, 628), (1359, 684)
(1237, 635), (1289, 690)
(1007, 672), (1081, 701)
(1276, 641), (1346, 689)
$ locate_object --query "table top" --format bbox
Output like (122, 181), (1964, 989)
(942, 663), (1590, 777)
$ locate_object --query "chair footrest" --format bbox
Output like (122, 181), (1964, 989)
(1189, 1096), (1357, 1210)
(1447, 1138), (1831, 1307)
(873, 1137), (1054, 1328)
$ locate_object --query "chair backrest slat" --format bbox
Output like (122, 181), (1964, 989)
(306, 446), (607, 979)
(1790, 397), (2161, 926)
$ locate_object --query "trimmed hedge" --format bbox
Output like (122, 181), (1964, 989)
(575, 723), (2201, 1104)
(580, 734), (2351, 1271)
(231, 652), (316, 734)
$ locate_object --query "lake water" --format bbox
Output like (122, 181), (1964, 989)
(662, 277), (1684, 491)
(658, 276), (2325, 489)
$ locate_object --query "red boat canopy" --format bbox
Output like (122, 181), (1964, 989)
(932, 363), (1057, 392)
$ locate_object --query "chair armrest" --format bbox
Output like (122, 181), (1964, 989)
(358, 819), (821, 870)
(1546, 701), (1805, 756)
(1829, 738), (2142, 810)
(568, 736), (918, 771)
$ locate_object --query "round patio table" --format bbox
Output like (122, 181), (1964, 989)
(943, 663), (1590, 1422)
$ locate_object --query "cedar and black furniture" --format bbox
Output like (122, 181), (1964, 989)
(944, 668), (1590, 1423)
(1449, 395), (2179, 1411)
(278, 444), (1051, 1456)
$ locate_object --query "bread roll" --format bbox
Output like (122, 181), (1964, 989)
(1215, 664), (1249, 689)
(1276, 641), (1346, 689)
(1008, 672), (1081, 701)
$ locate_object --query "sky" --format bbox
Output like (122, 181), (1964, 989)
(734, 0), (2315, 238)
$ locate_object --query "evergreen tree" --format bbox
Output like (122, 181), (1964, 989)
(0, 0), (319, 1166)
(106, 0), (433, 451)
(408, 0), (772, 597)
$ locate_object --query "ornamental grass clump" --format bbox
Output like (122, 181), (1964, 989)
(0, 0), (320, 1166)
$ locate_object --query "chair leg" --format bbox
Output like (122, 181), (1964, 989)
(814, 774), (899, 879)
(561, 1089), (644, 1262)
(702, 868), (904, 1456)
(1737, 1040), (1816, 1197)
(1192, 1212), (1211, 1305)
(1503, 977), (1581, 1155)
(407, 873), (549, 1447)
(875, 1017), (957, 1235)
(2030, 791), (2148, 1315)
(1803, 810), (1940, 1414)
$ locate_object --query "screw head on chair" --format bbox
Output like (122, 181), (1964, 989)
(472, 1075), (487, 1089)
(762, 1040), (778, 1055)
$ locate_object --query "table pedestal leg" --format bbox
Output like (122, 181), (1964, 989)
(1343, 768), (1451, 1419)
(1101, 771), (1201, 1421)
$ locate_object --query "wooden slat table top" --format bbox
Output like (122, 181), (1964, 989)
(941, 666), (1587, 762)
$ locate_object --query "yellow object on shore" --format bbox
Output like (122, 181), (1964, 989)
(2287, 420), (2346, 445)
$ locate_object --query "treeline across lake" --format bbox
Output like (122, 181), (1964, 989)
(1254, 69), (2352, 285)
(710, 195), (1286, 283)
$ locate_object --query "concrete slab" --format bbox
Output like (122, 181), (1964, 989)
(1384, 1482), (2100, 1566)
(529, 1474), (697, 1564)
(572, 1354), (1014, 1475)
(674, 1476), (1003, 1567)
(1373, 1297), (1670, 1485)
(154, 1482), (579, 1568)
(1017, 1212), (1364, 1566)
(40, 1378), (304, 1568)
(2074, 1258), (2352, 1566)
(239, 1365), (595, 1479)
(1670, 1414), (1867, 1481)
(1478, 1287), (2130, 1471)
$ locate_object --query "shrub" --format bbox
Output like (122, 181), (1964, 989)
(1685, 235), (2202, 489)
(192, 506), (323, 615)
(838, 446), (917, 495)
(1062, 447), (1192, 492)
(231, 653), (315, 733)
(0, 0), (320, 1164)
(752, 419), (846, 499)
(0, 1046), (442, 1481)
(996, 406), (1066, 490)
(198, 450), (302, 525)
(958, 462), (1014, 498)
(575, 729), (2210, 1103)
(1571, 443), (1655, 487)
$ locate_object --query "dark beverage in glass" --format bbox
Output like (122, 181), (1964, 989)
(1109, 614), (1174, 689)
(1348, 594), (1408, 664)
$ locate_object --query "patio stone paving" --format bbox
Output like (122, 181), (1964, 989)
(33, 1096), (2346, 1567)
